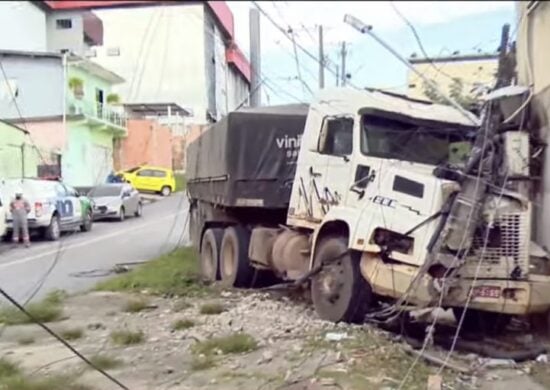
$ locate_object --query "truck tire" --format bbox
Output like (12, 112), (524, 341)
(200, 228), (223, 283)
(220, 225), (254, 288)
(452, 307), (511, 335)
(44, 215), (61, 241)
(311, 236), (372, 323)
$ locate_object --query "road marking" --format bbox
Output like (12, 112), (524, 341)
(0, 211), (187, 270)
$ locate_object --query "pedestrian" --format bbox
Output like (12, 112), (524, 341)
(10, 191), (31, 248)
(106, 170), (117, 183)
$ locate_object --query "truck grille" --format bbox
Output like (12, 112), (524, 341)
(465, 211), (530, 279)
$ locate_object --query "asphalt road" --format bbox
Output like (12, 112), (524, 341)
(0, 193), (190, 304)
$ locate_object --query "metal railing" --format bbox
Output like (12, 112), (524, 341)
(68, 98), (127, 130)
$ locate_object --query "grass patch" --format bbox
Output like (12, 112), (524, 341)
(89, 354), (123, 371)
(189, 355), (215, 371)
(172, 319), (196, 331)
(0, 358), (90, 390)
(0, 357), (21, 377)
(17, 336), (35, 346)
(110, 330), (144, 346)
(96, 247), (206, 297)
(60, 328), (84, 341)
(123, 298), (149, 313)
(173, 299), (192, 312)
(175, 174), (186, 192)
(199, 302), (225, 315)
(0, 290), (65, 326)
(192, 333), (258, 356)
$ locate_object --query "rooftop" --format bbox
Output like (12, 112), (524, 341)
(68, 54), (125, 84)
(124, 102), (191, 117)
(409, 53), (499, 64)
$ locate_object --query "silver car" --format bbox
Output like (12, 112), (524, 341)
(89, 183), (143, 222)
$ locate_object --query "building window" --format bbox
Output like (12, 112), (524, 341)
(56, 19), (72, 29)
(107, 47), (120, 56)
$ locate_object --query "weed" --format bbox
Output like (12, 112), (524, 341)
(0, 357), (20, 377)
(123, 298), (149, 313)
(61, 328), (84, 341)
(192, 333), (258, 356)
(199, 302), (225, 315)
(172, 319), (195, 331)
(96, 248), (206, 297)
(173, 300), (192, 312)
(89, 354), (123, 371)
(17, 336), (35, 346)
(189, 355), (215, 371)
(110, 330), (144, 346)
(0, 374), (92, 390)
(0, 293), (64, 325)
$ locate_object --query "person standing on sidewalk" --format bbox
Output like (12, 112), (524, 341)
(10, 191), (31, 248)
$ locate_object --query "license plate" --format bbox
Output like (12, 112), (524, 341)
(472, 286), (501, 299)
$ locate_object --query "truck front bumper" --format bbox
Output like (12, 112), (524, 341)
(361, 255), (550, 315)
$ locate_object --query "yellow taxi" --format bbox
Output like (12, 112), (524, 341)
(117, 166), (176, 196)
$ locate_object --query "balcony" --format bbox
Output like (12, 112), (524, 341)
(67, 97), (127, 135)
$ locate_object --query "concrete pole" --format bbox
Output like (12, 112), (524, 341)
(249, 8), (261, 107)
(340, 41), (347, 86)
(318, 25), (324, 89)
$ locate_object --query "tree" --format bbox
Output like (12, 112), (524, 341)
(422, 77), (482, 114)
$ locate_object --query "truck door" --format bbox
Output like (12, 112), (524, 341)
(317, 116), (355, 210)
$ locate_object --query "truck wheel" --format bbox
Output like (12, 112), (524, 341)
(44, 215), (61, 241)
(311, 236), (372, 323)
(452, 307), (511, 335)
(200, 228), (223, 283)
(220, 226), (254, 288)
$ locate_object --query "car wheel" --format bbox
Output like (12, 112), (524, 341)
(134, 203), (143, 217)
(118, 207), (125, 222)
(161, 186), (172, 197)
(80, 210), (93, 232)
(44, 215), (61, 241)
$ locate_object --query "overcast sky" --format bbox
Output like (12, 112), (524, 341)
(227, 1), (517, 105)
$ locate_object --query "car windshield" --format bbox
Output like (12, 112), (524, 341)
(361, 115), (473, 166)
(89, 186), (122, 197)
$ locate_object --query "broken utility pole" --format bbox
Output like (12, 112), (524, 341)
(249, 8), (261, 107)
(318, 25), (325, 89)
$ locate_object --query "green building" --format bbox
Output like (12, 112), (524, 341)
(0, 120), (40, 179)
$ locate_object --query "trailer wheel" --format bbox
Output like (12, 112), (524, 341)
(200, 228), (224, 283)
(311, 236), (372, 323)
(452, 307), (511, 335)
(220, 225), (254, 288)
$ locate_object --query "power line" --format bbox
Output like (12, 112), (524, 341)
(0, 285), (129, 390)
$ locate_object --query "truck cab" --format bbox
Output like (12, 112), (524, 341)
(188, 88), (550, 330)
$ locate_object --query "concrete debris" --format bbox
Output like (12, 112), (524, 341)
(536, 354), (548, 363)
(480, 358), (516, 369)
(324, 332), (349, 342)
(427, 374), (442, 390)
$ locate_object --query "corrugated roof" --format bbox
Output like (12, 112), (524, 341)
(0, 50), (62, 60)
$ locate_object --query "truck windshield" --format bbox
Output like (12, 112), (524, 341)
(361, 115), (473, 166)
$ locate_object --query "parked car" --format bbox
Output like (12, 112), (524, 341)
(117, 166), (175, 196)
(89, 183), (142, 221)
(0, 178), (93, 241)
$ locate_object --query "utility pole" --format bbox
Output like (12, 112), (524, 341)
(495, 23), (512, 89)
(335, 64), (339, 87)
(249, 8), (261, 107)
(318, 25), (324, 89)
(340, 41), (347, 86)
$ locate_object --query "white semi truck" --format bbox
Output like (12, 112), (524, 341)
(187, 87), (550, 332)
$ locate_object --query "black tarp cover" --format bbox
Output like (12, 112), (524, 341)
(186, 104), (309, 209)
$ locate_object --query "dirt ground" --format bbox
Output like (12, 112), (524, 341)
(1, 289), (549, 390)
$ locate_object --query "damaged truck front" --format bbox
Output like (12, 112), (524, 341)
(187, 88), (550, 331)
